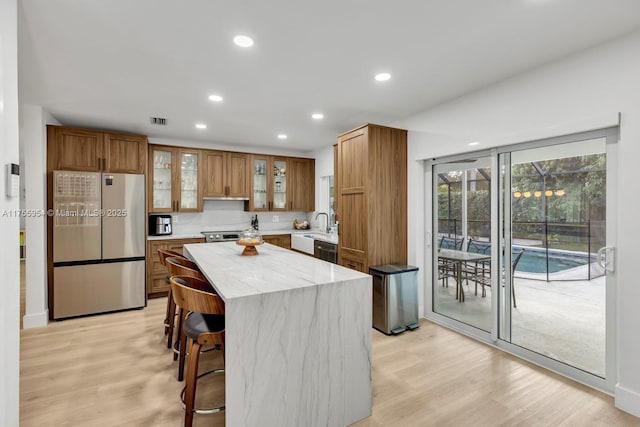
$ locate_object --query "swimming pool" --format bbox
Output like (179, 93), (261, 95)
(514, 249), (591, 274)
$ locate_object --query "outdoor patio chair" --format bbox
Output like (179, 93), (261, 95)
(438, 236), (464, 287)
(462, 239), (491, 295)
(475, 249), (525, 308)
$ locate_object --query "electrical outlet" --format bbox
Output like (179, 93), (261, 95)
(173, 215), (179, 223)
(272, 215), (279, 223)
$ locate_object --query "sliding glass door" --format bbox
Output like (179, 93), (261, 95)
(432, 157), (492, 332)
(430, 128), (617, 390)
(500, 134), (615, 380)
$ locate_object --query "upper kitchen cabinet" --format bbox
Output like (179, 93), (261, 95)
(103, 133), (148, 173)
(202, 150), (249, 198)
(248, 155), (288, 211)
(337, 124), (407, 273)
(47, 125), (147, 173)
(288, 157), (315, 212)
(149, 145), (202, 213)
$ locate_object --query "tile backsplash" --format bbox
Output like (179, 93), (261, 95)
(169, 200), (311, 233)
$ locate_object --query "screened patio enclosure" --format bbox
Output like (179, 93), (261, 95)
(437, 152), (606, 282)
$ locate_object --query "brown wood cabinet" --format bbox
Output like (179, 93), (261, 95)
(148, 145), (203, 213)
(247, 155), (289, 211)
(146, 237), (205, 297)
(202, 150), (249, 198)
(47, 125), (147, 173)
(288, 157), (315, 211)
(246, 155), (315, 212)
(262, 234), (291, 249)
(336, 124), (407, 273)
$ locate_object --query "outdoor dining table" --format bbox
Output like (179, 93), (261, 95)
(438, 248), (491, 302)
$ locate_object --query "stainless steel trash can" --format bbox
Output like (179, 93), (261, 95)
(369, 264), (419, 335)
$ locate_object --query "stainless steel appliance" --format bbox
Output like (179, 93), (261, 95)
(369, 264), (419, 335)
(201, 230), (243, 242)
(314, 240), (337, 264)
(149, 214), (172, 236)
(52, 171), (146, 319)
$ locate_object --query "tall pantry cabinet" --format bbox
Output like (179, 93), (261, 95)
(336, 124), (407, 273)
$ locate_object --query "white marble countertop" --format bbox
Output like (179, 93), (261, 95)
(147, 233), (205, 241)
(184, 241), (364, 301)
(291, 230), (339, 244)
(148, 228), (301, 240)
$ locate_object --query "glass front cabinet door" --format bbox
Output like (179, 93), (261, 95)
(251, 157), (269, 211)
(150, 146), (202, 212)
(272, 158), (288, 211)
(250, 156), (288, 211)
(151, 148), (174, 212)
(179, 150), (201, 211)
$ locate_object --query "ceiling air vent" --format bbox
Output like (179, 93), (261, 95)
(150, 117), (167, 126)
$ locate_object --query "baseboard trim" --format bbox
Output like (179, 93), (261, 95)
(22, 310), (49, 329)
(615, 384), (640, 417)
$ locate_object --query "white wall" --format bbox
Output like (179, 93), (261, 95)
(393, 30), (640, 416)
(21, 106), (59, 328)
(0, 0), (21, 424)
(310, 145), (334, 227)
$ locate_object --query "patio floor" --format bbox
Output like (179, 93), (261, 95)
(434, 264), (606, 376)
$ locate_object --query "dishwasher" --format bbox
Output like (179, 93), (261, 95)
(314, 240), (337, 264)
(369, 264), (419, 335)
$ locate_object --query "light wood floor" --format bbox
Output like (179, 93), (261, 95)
(20, 298), (640, 427)
(20, 259), (25, 329)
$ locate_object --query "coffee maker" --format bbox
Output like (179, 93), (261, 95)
(149, 214), (172, 236)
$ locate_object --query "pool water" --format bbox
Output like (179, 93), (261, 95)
(515, 251), (589, 274)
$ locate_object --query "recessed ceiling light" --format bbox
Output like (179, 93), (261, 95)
(233, 35), (254, 47)
(468, 141), (480, 146)
(208, 94), (223, 102)
(277, 134), (287, 140)
(195, 123), (207, 129)
(311, 113), (324, 120)
(374, 72), (391, 82)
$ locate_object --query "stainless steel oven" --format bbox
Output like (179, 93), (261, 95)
(314, 240), (337, 264)
(201, 231), (242, 242)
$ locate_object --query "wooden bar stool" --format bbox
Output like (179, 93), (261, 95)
(157, 249), (186, 336)
(165, 257), (205, 359)
(170, 276), (225, 427)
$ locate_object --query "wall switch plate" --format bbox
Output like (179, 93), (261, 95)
(173, 215), (179, 223)
(6, 163), (19, 198)
(272, 215), (279, 222)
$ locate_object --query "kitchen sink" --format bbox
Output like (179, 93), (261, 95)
(291, 232), (338, 255)
(291, 233), (315, 255)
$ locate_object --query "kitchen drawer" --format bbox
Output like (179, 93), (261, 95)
(340, 252), (366, 273)
(149, 275), (169, 295)
(146, 237), (204, 297)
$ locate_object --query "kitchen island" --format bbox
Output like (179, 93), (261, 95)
(183, 242), (372, 427)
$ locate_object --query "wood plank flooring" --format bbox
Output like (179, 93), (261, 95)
(20, 298), (640, 427)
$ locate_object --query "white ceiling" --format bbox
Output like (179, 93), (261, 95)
(18, 0), (640, 152)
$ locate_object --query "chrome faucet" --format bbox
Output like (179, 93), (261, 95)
(315, 212), (331, 233)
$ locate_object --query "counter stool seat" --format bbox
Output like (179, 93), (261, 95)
(184, 313), (225, 339)
(157, 249), (186, 336)
(171, 276), (226, 427)
(165, 257), (205, 364)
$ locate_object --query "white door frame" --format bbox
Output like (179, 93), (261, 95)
(424, 127), (618, 394)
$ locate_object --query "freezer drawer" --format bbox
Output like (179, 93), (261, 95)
(53, 260), (145, 319)
(370, 264), (419, 335)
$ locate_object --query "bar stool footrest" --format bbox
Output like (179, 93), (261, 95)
(180, 369), (225, 414)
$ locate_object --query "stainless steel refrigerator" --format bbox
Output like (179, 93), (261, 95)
(52, 171), (146, 319)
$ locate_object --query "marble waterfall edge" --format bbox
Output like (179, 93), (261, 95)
(225, 278), (372, 427)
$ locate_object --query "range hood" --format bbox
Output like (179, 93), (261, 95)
(203, 196), (249, 201)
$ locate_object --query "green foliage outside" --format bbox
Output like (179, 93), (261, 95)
(437, 154), (606, 250)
